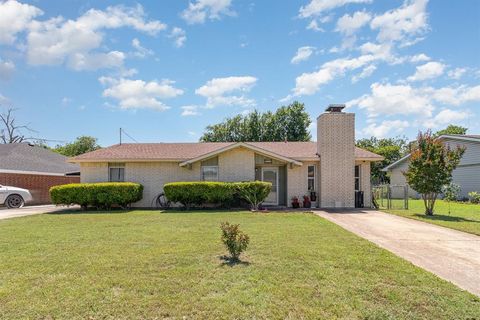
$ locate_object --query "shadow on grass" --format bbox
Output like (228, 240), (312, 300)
(46, 208), (138, 215)
(218, 255), (250, 267)
(413, 213), (480, 223)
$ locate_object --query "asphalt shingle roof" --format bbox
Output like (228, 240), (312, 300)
(0, 143), (80, 174)
(71, 142), (383, 162)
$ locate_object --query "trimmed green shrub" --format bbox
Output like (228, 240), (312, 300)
(220, 222), (249, 261)
(163, 182), (235, 209)
(468, 191), (480, 204)
(163, 181), (271, 210)
(442, 183), (461, 202)
(233, 181), (271, 210)
(50, 182), (143, 209)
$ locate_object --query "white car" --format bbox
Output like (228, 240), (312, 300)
(0, 185), (33, 208)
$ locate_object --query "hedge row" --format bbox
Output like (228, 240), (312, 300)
(163, 181), (271, 210)
(50, 182), (143, 209)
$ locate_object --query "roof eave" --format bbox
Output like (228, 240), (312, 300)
(356, 157), (384, 162)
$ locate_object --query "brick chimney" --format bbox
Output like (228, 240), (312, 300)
(317, 104), (355, 208)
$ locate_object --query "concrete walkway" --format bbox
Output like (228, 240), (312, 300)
(0, 205), (79, 220)
(316, 209), (480, 297)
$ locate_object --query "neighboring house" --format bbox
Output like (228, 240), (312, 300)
(383, 135), (480, 199)
(0, 143), (80, 204)
(70, 106), (383, 208)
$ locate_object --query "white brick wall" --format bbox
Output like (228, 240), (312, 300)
(317, 112), (355, 208)
(218, 147), (255, 182)
(80, 162), (108, 183)
(80, 147), (257, 207)
(287, 161), (320, 207)
(356, 160), (372, 207)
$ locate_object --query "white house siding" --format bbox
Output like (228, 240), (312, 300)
(286, 161), (320, 207)
(389, 160), (419, 198)
(452, 165), (480, 198)
(388, 138), (480, 199)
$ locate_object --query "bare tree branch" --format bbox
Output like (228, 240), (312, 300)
(0, 107), (37, 144)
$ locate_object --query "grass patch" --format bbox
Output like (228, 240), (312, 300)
(384, 199), (480, 236)
(0, 210), (479, 319)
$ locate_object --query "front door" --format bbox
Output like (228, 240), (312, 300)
(262, 167), (278, 205)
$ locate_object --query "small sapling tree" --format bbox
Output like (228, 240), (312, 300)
(404, 131), (464, 216)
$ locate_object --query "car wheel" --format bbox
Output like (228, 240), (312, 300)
(6, 194), (25, 209)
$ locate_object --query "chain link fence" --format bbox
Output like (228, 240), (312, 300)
(372, 185), (409, 210)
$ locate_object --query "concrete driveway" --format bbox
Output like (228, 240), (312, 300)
(316, 209), (480, 297)
(0, 205), (79, 220)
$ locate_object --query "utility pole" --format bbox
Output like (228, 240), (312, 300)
(119, 127), (122, 145)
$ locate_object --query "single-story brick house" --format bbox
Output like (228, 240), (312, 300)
(70, 106), (383, 208)
(0, 143), (80, 204)
(383, 134), (480, 199)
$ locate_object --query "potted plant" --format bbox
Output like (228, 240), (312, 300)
(303, 195), (311, 208)
(291, 196), (300, 208)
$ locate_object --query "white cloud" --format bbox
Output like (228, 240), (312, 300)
(336, 11), (371, 35)
(362, 120), (409, 137)
(428, 85), (480, 106)
(370, 0), (428, 44)
(169, 27), (187, 48)
(0, 58), (15, 80)
(348, 82), (435, 117)
(423, 108), (469, 128)
(181, 0), (235, 24)
(299, 0), (372, 18)
(26, 4), (165, 70)
(181, 105), (200, 116)
(447, 67), (467, 80)
(351, 64), (376, 82)
(68, 51), (125, 71)
(407, 61), (445, 81)
(306, 20), (324, 32)
(291, 54), (377, 96)
(131, 38), (154, 58)
(195, 76), (257, 108)
(410, 53), (430, 63)
(291, 46), (315, 64)
(0, 0), (43, 44)
(100, 77), (184, 111)
(349, 83), (480, 120)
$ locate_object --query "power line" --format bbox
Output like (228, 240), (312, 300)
(119, 128), (138, 143)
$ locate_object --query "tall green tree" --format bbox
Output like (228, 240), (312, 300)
(404, 131), (464, 216)
(200, 102), (311, 142)
(434, 125), (468, 137)
(356, 136), (408, 184)
(54, 136), (101, 157)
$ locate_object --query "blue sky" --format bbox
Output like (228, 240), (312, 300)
(0, 0), (479, 146)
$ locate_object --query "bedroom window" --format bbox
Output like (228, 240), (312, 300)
(355, 165), (360, 191)
(201, 157), (219, 181)
(307, 165), (316, 191)
(109, 163), (125, 182)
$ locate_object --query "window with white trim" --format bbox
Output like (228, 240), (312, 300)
(354, 165), (360, 191)
(109, 163), (125, 182)
(201, 157), (219, 181)
(307, 165), (316, 191)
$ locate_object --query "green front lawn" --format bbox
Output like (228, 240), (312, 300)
(384, 199), (480, 236)
(0, 211), (478, 319)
